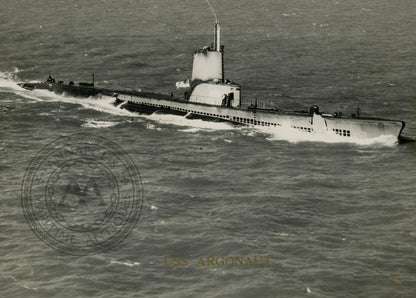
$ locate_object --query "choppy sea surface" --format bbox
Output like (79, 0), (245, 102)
(1, 0), (416, 297)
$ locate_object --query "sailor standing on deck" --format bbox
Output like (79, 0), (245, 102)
(221, 94), (227, 106)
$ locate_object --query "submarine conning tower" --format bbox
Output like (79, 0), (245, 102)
(188, 22), (241, 108)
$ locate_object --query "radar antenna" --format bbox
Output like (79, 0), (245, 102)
(204, 0), (221, 52)
(204, 0), (218, 23)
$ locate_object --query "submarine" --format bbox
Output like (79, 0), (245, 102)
(18, 21), (406, 142)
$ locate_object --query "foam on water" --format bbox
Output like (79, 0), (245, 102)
(0, 72), (46, 103)
(0, 73), (141, 117)
(252, 124), (398, 146)
(32, 90), (140, 117)
(150, 114), (397, 146)
(145, 123), (163, 131)
(0, 69), (23, 92)
(81, 119), (120, 128)
(110, 260), (141, 267)
(145, 112), (236, 131)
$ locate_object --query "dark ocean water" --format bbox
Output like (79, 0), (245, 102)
(1, 0), (416, 297)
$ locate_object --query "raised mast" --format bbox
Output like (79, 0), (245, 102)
(206, 0), (220, 51)
(214, 22), (221, 52)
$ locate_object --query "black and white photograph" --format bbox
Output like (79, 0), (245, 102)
(1, 0), (415, 297)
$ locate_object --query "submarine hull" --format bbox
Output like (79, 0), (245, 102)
(18, 80), (405, 142)
(117, 93), (405, 141)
